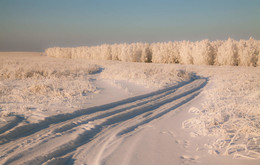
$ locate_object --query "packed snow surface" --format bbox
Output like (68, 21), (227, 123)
(0, 52), (259, 165)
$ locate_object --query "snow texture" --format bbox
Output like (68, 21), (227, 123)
(182, 66), (260, 160)
(45, 38), (260, 66)
(100, 62), (192, 88)
(0, 53), (189, 122)
(0, 53), (100, 121)
(0, 52), (259, 164)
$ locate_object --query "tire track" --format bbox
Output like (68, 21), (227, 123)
(0, 78), (207, 165)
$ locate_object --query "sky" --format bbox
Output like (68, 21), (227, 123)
(0, 0), (260, 52)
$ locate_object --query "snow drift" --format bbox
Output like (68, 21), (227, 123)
(45, 38), (260, 66)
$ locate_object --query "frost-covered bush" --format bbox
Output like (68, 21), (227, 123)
(45, 38), (260, 66)
(237, 38), (260, 67)
(179, 41), (194, 64)
(215, 38), (239, 66)
(192, 40), (215, 65)
(151, 42), (180, 63)
(45, 43), (152, 63)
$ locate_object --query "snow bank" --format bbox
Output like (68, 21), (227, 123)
(45, 38), (260, 66)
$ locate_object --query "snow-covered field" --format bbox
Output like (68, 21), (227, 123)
(0, 52), (259, 165)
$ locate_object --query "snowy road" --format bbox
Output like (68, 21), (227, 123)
(0, 78), (207, 165)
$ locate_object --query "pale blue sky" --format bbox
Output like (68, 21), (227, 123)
(0, 0), (259, 51)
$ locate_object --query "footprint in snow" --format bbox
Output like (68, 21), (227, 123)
(175, 139), (190, 149)
(180, 155), (200, 164)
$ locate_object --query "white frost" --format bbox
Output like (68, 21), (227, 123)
(45, 38), (260, 66)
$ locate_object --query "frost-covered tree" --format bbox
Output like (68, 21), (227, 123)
(45, 38), (260, 66)
(237, 38), (259, 66)
(167, 42), (180, 64)
(192, 40), (215, 65)
(179, 41), (193, 64)
(215, 38), (238, 66)
(141, 44), (152, 62)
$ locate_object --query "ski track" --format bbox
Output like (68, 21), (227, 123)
(0, 77), (207, 165)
